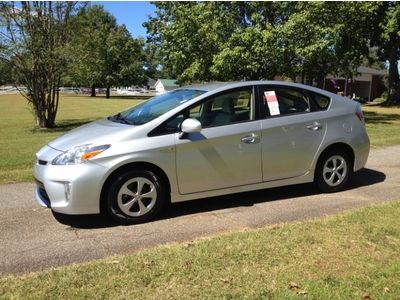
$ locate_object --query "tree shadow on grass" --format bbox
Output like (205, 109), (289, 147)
(31, 119), (95, 133)
(364, 111), (400, 125)
(56, 168), (385, 229)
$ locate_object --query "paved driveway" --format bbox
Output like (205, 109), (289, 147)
(0, 146), (399, 276)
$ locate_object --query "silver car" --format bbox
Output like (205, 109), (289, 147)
(34, 81), (370, 224)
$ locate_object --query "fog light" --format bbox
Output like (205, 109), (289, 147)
(64, 182), (72, 202)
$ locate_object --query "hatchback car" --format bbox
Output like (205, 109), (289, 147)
(34, 81), (370, 224)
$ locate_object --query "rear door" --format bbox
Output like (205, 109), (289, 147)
(258, 85), (327, 181)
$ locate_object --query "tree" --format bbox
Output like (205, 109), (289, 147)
(145, 2), (234, 83)
(370, 2), (400, 105)
(145, 2), (374, 85)
(0, 59), (12, 85)
(66, 5), (116, 97)
(146, 1), (395, 98)
(67, 5), (146, 98)
(103, 25), (146, 98)
(276, 2), (373, 88)
(0, 2), (82, 128)
(142, 41), (169, 79)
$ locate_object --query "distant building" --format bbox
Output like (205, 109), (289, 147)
(154, 79), (178, 94)
(324, 67), (387, 101)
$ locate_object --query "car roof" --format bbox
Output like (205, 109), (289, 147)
(181, 80), (340, 99)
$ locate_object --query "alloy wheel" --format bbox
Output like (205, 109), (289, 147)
(117, 177), (157, 217)
(322, 155), (348, 187)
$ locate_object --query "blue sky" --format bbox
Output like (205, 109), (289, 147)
(96, 1), (155, 38)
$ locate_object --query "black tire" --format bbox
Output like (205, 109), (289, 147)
(315, 149), (352, 193)
(106, 169), (167, 225)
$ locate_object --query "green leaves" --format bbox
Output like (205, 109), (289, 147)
(66, 5), (146, 95)
(145, 2), (380, 85)
(0, 1), (83, 127)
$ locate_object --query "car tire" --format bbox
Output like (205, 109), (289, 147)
(315, 149), (352, 193)
(106, 169), (167, 225)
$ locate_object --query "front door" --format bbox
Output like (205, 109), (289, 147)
(175, 87), (262, 194)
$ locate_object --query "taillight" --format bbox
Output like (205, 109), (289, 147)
(355, 104), (364, 122)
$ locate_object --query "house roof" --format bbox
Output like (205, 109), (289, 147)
(357, 66), (387, 76)
(156, 79), (178, 88)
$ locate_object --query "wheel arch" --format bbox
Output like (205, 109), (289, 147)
(99, 161), (171, 215)
(315, 142), (355, 176)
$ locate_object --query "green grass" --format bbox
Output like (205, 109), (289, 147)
(363, 105), (400, 148)
(1, 201), (399, 299)
(0, 94), (143, 183)
(0, 94), (398, 184)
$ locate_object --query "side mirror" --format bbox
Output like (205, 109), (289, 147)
(179, 118), (202, 139)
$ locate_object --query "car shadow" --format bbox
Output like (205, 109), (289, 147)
(57, 168), (385, 229)
(161, 167), (386, 221)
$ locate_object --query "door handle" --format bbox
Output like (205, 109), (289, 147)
(241, 133), (260, 144)
(306, 121), (322, 131)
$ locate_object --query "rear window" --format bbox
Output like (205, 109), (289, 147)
(312, 92), (330, 110)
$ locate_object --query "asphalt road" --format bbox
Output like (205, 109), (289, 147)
(1, 146), (399, 277)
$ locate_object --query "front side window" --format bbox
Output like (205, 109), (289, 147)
(109, 89), (205, 125)
(150, 88), (253, 136)
(194, 88), (253, 127)
(260, 86), (310, 117)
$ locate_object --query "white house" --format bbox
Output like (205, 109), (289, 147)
(154, 79), (178, 94)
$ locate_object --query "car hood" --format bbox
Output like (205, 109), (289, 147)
(48, 118), (135, 151)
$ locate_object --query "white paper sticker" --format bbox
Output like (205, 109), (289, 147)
(264, 91), (280, 116)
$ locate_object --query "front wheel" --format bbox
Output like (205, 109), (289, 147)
(315, 150), (352, 193)
(106, 170), (167, 225)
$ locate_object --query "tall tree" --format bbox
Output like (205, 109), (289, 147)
(145, 2), (236, 83)
(145, 2), (375, 85)
(0, 1), (82, 128)
(370, 2), (400, 105)
(66, 5), (117, 97)
(104, 25), (146, 98)
(67, 5), (146, 98)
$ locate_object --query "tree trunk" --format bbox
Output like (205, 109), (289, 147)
(91, 85), (96, 97)
(34, 83), (59, 128)
(106, 86), (110, 99)
(386, 47), (400, 105)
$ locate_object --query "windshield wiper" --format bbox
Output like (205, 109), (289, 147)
(108, 113), (134, 125)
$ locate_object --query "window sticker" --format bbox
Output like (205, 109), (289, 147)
(264, 91), (280, 116)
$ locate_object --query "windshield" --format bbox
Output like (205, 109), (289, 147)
(109, 89), (205, 125)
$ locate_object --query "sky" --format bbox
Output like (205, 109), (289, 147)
(95, 1), (156, 38)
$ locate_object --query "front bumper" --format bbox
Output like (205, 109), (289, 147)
(34, 156), (109, 215)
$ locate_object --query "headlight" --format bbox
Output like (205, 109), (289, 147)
(52, 144), (111, 165)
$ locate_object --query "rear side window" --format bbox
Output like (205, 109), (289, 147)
(311, 92), (330, 110)
(260, 86), (310, 117)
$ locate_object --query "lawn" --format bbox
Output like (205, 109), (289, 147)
(0, 94), (143, 183)
(1, 201), (399, 299)
(362, 105), (400, 148)
(0, 94), (398, 184)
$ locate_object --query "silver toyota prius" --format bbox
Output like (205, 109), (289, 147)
(34, 81), (370, 224)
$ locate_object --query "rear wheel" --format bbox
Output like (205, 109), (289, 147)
(106, 170), (166, 225)
(315, 150), (352, 193)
